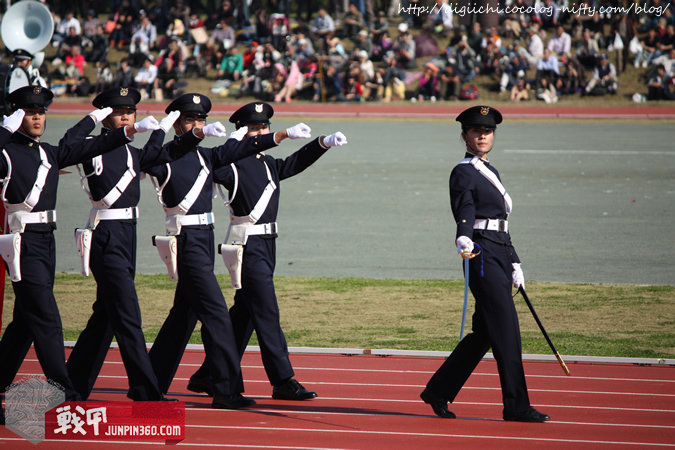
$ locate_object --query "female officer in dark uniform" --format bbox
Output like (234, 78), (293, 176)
(146, 94), (312, 409)
(0, 86), (147, 402)
(186, 102), (347, 401)
(66, 87), (184, 401)
(420, 105), (550, 423)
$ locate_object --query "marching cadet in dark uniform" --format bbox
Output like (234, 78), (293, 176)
(0, 86), (150, 402)
(146, 93), (313, 409)
(66, 87), (184, 401)
(186, 102), (347, 401)
(420, 105), (550, 423)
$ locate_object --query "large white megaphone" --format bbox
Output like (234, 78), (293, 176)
(1, 0), (54, 56)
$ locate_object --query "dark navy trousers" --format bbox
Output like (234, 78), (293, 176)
(424, 237), (530, 414)
(0, 231), (79, 400)
(66, 221), (163, 400)
(148, 227), (241, 400)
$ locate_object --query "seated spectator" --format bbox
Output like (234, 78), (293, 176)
(548, 25), (572, 60)
(535, 48), (560, 89)
(115, 57), (136, 88)
(254, 8), (271, 44)
(536, 76), (558, 103)
(83, 9), (101, 39)
(54, 12), (82, 45)
(353, 30), (374, 59)
(576, 28), (600, 68)
(58, 27), (83, 61)
(311, 8), (335, 51)
(218, 46), (244, 81)
(211, 19), (236, 51)
(340, 75), (363, 101)
(83, 24), (109, 63)
(440, 61), (460, 100)
(647, 64), (675, 100)
(467, 22), (484, 56)
(343, 3), (365, 40)
(382, 51), (406, 102)
(108, 0), (136, 50)
(93, 61), (114, 94)
(65, 45), (86, 77)
(534, 0), (561, 30)
(636, 27), (660, 68)
(154, 57), (180, 99)
(271, 14), (289, 51)
(394, 31), (417, 69)
(526, 25), (545, 67)
(363, 68), (385, 101)
(312, 62), (342, 101)
(428, 0), (453, 37)
(371, 30), (393, 62)
(370, 11), (389, 43)
(558, 56), (585, 95)
(135, 56), (158, 98)
(480, 26), (502, 62)
(274, 59), (303, 102)
(130, 12), (158, 56)
(450, 38), (477, 82)
(510, 77), (531, 101)
(500, 53), (528, 92)
(413, 62), (440, 101)
(584, 53), (618, 95)
(655, 24), (675, 60)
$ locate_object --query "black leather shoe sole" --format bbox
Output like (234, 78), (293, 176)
(272, 389), (318, 400)
(212, 394), (256, 409)
(420, 391), (456, 419)
(503, 407), (550, 423)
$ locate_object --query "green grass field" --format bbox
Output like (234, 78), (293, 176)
(3, 274), (672, 359)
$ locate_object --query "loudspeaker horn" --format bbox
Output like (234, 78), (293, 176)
(1, 0), (54, 56)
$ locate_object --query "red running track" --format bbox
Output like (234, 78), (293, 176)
(1, 348), (674, 448)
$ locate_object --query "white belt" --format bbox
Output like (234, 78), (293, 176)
(474, 218), (508, 232)
(97, 207), (139, 221)
(175, 212), (215, 227)
(246, 222), (278, 236)
(21, 210), (57, 225)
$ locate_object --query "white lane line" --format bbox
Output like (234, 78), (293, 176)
(0, 437), (342, 449)
(504, 149), (675, 156)
(185, 425), (675, 447)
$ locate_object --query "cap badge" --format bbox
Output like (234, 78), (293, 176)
(480, 107), (489, 116)
(33, 86), (42, 95)
(193, 95), (201, 104)
(120, 87), (128, 96)
(255, 104), (263, 113)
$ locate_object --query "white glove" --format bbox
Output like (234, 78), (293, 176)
(455, 236), (474, 256)
(159, 110), (180, 133)
(202, 121), (227, 138)
(286, 122), (311, 139)
(89, 107), (113, 124)
(134, 116), (160, 133)
(512, 263), (525, 289)
(323, 131), (347, 147)
(2, 109), (25, 133)
(227, 126), (248, 141)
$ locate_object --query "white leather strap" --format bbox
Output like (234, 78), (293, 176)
(459, 156), (513, 215)
(164, 151), (210, 216)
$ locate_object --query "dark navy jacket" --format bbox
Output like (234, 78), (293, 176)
(449, 152), (520, 263)
(0, 117), (130, 232)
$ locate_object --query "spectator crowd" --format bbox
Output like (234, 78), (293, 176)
(7, 0), (675, 103)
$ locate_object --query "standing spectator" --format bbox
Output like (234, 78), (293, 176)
(382, 51), (406, 102)
(271, 14), (289, 51)
(584, 53), (618, 95)
(451, 38), (477, 82)
(135, 56), (159, 98)
(526, 26), (544, 66)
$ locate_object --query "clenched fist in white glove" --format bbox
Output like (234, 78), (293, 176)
(202, 121), (227, 138)
(89, 107), (113, 124)
(322, 131), (347, 147)
(159, 110), (180, 133)
(2, 109), (25, 133)
(512, 263), (525, 289)
(227, 126), (248, 141)
(134, 116), (160, 133)
(286, 122), (311, 139)
(455, 236), (474, 256)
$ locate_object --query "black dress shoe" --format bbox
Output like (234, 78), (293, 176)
(503, 407), (550, 423)
(187, 377), (214, 396)
(272, 379), (317, 400)
(420, 390), (456, 419)
(212, 393), (256, 409)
